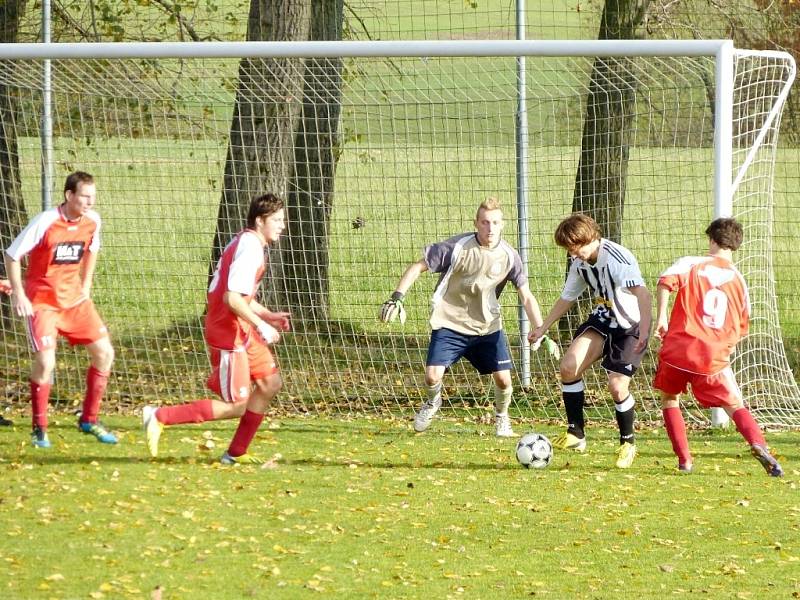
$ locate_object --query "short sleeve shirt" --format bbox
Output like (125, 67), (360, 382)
(657, 255), (750, 375)
(5, 205), (101, 309)
(424, 233), (526, 336)
(561, 238), (645, 330)
(205, 230), (266, 350)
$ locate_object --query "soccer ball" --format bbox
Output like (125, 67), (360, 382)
(515, 433), (553, 469)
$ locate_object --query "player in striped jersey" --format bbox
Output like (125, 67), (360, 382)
(4, 172), (117, 448)
(654, 218), (783, 476)
(141, 194), (291, 464)
(530, 213), (652, 468)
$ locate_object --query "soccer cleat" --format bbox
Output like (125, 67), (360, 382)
(413, 396), (441, 433)
(750, 444), (783, 477)
(0, 415), (13, 426)
(615, 442), (637, 469)
(678, 462), (693, 474)
(142, 405), (164, 457)
(31, 426), (51, 448)
(220, 451), (263, 465)
(494, 413), (516, 438)
(552, 431), (587, 453)
(78, 419), (118, 444)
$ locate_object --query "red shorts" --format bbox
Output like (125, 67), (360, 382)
(206, 334), (278, 403)
(27, 300), (109, 352)
(653, 361), (741, 408)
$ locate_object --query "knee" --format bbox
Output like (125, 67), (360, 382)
(493, 372), (512, 390)
(92, 342), (115, 371)
(608, 381), (629, 403)
(32, 353), (56, 381)
(424, 373), (443, 387)
(254, 373), (282, 398)
(559, 358), (580, 383)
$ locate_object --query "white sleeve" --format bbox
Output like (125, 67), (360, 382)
(87, 210), (101, 253)
(226, 233), (264, 295)
(560, 261), (587, 301)
(613, 256), (645, 289)
(5, 210), (59, 261)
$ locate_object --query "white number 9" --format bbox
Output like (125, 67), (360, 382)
(702, 288), (728, 329)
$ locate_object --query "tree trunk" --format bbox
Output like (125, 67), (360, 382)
(277, 0), (344, 322)
(210, 0), (311, 279)
(572, 0), (650, 243)
(0, 0), (28, 328)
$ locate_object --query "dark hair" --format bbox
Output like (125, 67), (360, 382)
(705, 217), (743, 251)
(246, 193), (285, 229)
(64, 171), (94, 195)
(554, 213), (602, 249)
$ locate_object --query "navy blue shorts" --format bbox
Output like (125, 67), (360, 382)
(426, 328), (512, 375)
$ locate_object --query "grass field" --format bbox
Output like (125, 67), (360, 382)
(1, 415), (798, 599)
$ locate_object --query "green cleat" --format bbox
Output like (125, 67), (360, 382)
(142, 406), (164, 457)
(220, 451), (263, 465)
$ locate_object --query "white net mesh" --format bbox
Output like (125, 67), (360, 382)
(0, 43), (796, 426)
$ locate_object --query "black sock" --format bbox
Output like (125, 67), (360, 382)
(615, 394), (636, 444)
(562, 379), (585, 439)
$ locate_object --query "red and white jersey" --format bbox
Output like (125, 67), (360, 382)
(658, 255), (750, 375)
(5, 205), (101, 309)
(205, 229), (266, 350)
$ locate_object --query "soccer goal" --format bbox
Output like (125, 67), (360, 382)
(0, 40), (797, 427)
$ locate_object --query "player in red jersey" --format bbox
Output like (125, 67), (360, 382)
(142, 193), (290, 464)
(654, 217), (783, 476)
(4, 171), (117, 448)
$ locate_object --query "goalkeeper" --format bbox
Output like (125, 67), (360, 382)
(380, 197), (558, 437)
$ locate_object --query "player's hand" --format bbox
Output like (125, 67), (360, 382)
(633, 334), (649, 354)
(0, 279), (11, 295)
(265, 311), (291, 332)
(654, 318), (669, 341)
(380, 292), (406, 324)
(10, 290), (33, 317)
(256, 321), (280, 345)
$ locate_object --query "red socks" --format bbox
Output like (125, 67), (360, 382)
(662, 406), (691, 465)
(155, 399), (215, 425)
(731, 408), (766, 447)
(30, 380), (51, 429)
(227, 410), (264, 457)
(81, 366), (110, 423)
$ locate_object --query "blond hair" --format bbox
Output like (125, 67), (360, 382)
(476, 196), (502, 219)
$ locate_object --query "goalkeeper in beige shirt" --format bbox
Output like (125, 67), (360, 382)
(380, 197), (559, 436)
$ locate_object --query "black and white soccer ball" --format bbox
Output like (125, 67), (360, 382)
(515, 433), (553, 469)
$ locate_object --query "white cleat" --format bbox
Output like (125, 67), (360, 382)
(413, 397), (441, 432)
(494, 413), (516, 438)
(142, 405), (164, 458)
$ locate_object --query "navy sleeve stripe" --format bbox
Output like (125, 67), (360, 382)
(605, 244), (632, 265)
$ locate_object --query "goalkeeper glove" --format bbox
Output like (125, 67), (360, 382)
(380, 291), (407, 324)
(256, 321), (280, 345)
(531, 335), (561, 360)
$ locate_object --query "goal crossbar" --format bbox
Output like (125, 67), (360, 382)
(0, 39), (735, 60)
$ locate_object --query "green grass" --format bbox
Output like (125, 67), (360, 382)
(1, 414), (799, 598)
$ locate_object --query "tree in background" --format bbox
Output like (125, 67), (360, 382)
(573, 0), (651, 243)
(0, 0), (28, 295)
(211, 0), (346, 324)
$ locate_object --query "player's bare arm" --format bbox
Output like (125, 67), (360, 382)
(3, 253), (33, 317)
(380, 259), (429, 323)
(654, 284), (672, 340)
(529, 297), (575, 344)
(629, 284), (652, 352)
(517, 283), (544, 330)
(76, 249), (98, 305)
(250, 299), (291, 332)
(225, 290), (279, 344)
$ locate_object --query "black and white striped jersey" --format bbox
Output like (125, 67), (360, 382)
(561, 239), (646, 330)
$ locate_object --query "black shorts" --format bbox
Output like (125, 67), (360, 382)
(574, 313), (645, 377)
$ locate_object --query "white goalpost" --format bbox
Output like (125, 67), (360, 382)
(0, 40), (797, 427)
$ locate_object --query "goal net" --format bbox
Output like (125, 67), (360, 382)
(0, 41), (797, 427)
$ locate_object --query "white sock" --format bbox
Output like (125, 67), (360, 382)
(427, 381), (442, 405)
(494, 384), (513, 416)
